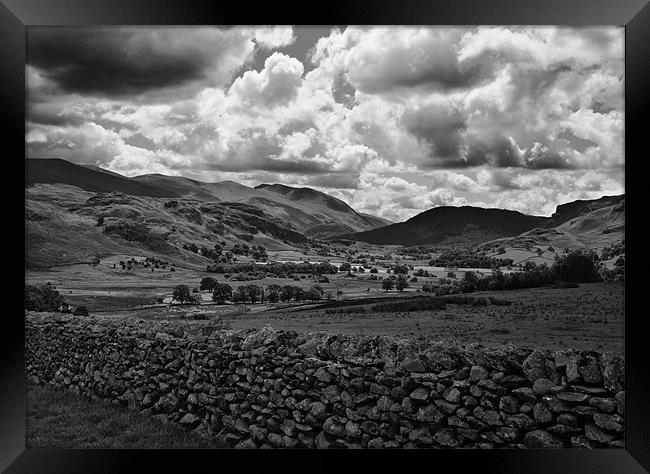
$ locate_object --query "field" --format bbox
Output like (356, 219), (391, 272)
(26, 257), (624, 352)
(229, 283), (624, 352)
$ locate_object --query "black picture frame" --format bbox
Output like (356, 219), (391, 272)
(3, 0), (649, 472)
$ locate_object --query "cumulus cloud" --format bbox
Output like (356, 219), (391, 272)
(25, 26), (624, 220)
(253, 26), (296, 49)
(229, 52), (304, 107)
(338, 28), (487, 94)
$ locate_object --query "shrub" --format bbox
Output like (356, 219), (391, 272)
(25, 285), (66, 312)
(73, 306), (89, 316)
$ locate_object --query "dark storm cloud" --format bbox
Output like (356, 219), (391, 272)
(403, 104), (467, 161)
(28, 29), (205, 95)
(27, 27), (248, 97)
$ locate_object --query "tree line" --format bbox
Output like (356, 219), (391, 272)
(172, 278), (330, 306)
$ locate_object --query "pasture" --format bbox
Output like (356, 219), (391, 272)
(26, 258), (624, 352)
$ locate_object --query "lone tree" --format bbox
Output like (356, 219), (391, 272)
(200, 277), (219, 292)
(172, 284), (199, 305)
(73, 306), (89, 316)
(382, 279), (394, 292)
(212, 283), (233, 304)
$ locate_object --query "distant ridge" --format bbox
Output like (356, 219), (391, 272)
(341, 206), (547, 246)
(26, 158), (179, 198)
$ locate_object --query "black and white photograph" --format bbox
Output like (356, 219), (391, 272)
(24, 25), (626, 450)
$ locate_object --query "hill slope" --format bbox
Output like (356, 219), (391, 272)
(26, 159), (179, 198)
(342, 206), (547, 247)
(480, 195), (625, 255)
(132, 175), (388, 237)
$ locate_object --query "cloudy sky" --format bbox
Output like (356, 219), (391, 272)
(26, 26), (624, 222)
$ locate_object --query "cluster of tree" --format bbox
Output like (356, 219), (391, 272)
(600, 240), (625, 262)
(452, 250), (602, 294)
(399, 246), (435, 260)
(207, 262), (338, 277)
(390, 264), (410, 275)
(25, 284), (89, 315)
(183, 243), (200, 254)
(172, 285), (202, 305)
(191, 279), (332, 305)
(25, 284), (67, 312)
(266, 284), (326, 303)
(429, 248), (514, 269)
(381, 275), (409, 292)
(199, 245), (222, 260)
(232, 285), (264, 303)
(117, 257), (171, 272)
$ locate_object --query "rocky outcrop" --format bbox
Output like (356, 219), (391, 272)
(25, 313), (625, 449)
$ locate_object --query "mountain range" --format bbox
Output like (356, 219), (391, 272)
(25, 158), (624, 267)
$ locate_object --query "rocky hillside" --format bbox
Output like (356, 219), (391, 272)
(133, 175), (388, 238)
(25, 184), (307, 268)
(25, 159), (390, 267)
(481, 195), (625, 254)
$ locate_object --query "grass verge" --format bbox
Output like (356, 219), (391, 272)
(26, 383), (220, 448)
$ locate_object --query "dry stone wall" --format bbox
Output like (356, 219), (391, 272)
(25, 312), (625, 449)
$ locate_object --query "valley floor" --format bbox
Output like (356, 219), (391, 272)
(26, 255), (625, 351)
(222, 282), (624, 352)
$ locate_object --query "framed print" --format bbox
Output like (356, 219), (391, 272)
(3, 0), (650, 472)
